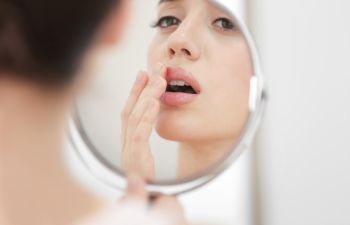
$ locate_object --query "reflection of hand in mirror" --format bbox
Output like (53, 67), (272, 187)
(121, 65), (167, 181)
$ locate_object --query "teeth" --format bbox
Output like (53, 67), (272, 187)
(177, 80), (185, 86)
(169, 80), (178, 86)
(169, 80), (188, 86)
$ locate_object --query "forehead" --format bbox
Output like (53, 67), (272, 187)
(158, 0), (230, 13)
(158, 0), (235, 20)
(159, 0), (179, 4)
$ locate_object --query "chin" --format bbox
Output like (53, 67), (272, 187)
(155, 110), (198, 142)
(156, 110), (243, 146)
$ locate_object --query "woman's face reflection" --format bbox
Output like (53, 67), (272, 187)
(148, 0), (252, 148)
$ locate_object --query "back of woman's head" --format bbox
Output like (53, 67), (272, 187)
(0, 0), (119, 86)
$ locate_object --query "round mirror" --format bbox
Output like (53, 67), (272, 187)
(68, 0), (266, 195)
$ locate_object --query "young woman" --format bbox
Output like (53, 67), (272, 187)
(0, 0), (185, 224)
(121, 0), (252, 180)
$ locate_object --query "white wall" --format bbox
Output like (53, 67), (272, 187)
(249, 0), (350, 224)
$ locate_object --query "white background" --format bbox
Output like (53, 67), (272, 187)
(250, 0), (350, 224)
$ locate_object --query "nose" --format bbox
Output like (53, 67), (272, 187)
(166, 25), (201, 61)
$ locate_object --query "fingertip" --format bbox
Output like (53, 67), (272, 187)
(135, 71), (144, 82)
(156, 62), (164, 72)
(126, 174), (146, 197)
(133, 71), (149, 90)
(160, 77), (168, 89)
(157, 63), (167, 79)
(161, 65), (168, 78)
(152, 62), (166, 76)
(140, 70), (149, 78)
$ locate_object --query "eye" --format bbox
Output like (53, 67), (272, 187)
(213, 18), (235, 30)
(152, 16), (181, 29)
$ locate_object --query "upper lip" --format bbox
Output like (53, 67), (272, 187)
(165, 66), (201, 94)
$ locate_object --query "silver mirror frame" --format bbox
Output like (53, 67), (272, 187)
(67, 0), (267, 195)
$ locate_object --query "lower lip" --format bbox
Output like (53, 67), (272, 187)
(161, 92), (198, 106)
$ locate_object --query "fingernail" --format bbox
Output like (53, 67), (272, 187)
(135, 72), (144, 83)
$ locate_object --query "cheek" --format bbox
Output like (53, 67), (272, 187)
(213, 44), (252, 92)
(147, 37), (166, 70)
(147, 41), (157, 70)
(204, 46), (251, 119)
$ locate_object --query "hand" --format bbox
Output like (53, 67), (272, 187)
(73, 175), (188, 225)
(120, 63), (167, 181)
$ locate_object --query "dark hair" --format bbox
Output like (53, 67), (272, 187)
(0, 0), (120, 86)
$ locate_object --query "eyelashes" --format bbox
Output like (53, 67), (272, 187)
(151, 16), (181, 28)
(151, 16), (236, 32)
(213, 18), (235, 30)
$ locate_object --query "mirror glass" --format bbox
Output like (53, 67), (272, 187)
(72, 0), (262, 187)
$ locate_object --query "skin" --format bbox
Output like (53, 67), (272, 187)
(0, 1), (185, 224)
(75, 175), (187, 225)
(121, 65), (167, 181)
(121, 0), (252, 179)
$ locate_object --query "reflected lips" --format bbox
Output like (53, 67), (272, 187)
(161, 66), (201, 106)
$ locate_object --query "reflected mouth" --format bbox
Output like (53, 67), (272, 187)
(161, 66), (201, 106)
(165, 66), (201, 94)
(166, 80), (197, 94)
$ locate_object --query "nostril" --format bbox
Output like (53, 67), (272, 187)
(169, 48), (176, 56)
(182, 49), (191, 56)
